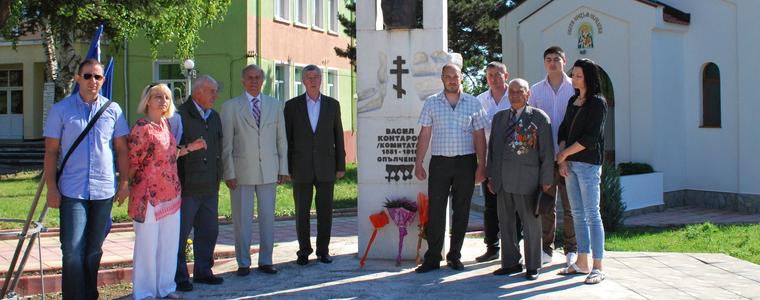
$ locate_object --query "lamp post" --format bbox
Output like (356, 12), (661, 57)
(182, 59), (197, 102)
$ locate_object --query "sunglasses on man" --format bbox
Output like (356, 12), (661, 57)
(81, 73), (104, 81)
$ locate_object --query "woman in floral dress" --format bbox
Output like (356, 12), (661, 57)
(128, 83), (206, 300)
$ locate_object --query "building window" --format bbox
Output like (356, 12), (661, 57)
(295, 0), (308, 25)
(275, 0), (290, 20)
(274, 63), (289, 101)
(312, 0), (324, 29)
(328, 0), (338, 32)
(0, 70), (23, 115)
(294, 66), (305, 96)
(701, 62), (721, 128)
(326, 70), (337, 97)
(153, 61), (188, 105)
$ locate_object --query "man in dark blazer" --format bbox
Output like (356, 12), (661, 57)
(174, 75), (224, 291)
(284, 64), (346, 265)
(487, 78), (554, 281)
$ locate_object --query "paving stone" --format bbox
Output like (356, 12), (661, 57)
(1, 204), (759, 298)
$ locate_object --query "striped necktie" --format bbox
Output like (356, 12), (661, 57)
(506, 108), (518, 142)
(251, 97), (261, 127)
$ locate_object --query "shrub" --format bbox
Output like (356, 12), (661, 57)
(601, 162), (626, 232)
(618, 162), (654, 176)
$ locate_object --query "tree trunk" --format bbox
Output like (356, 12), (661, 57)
(40, 19), (79, 100)
(0, 0), (10, 29)
(40, 20), (58, 84)
(55, 31), (80, 99)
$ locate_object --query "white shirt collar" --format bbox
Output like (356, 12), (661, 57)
(306, 93), (321, 103)
(191, 99), (211, 120)
(245, 91), (260, 102)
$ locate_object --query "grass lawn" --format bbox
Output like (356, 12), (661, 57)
(0, 164), (357, 229)
(606, 222), (760, 265)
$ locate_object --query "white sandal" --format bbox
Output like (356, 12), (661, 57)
(558, 263), (589, 275)
(584, 269), (605, 284)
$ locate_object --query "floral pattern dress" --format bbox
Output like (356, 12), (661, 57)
(128, 118), (182, 223)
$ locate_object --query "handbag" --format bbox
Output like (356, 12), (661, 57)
(533, 189), (556, 217)
(56, 100), (114, 180)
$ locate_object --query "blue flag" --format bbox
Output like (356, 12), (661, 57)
(71, 25), (113, 99)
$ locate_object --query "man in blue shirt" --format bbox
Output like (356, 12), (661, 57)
(414, 63), (488, 273)
(43, 58), (130, 300)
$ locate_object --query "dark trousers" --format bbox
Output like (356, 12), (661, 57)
(481, 180), (523, 250)
(175, 194), (219, 283)
(541, 164), (578, 254)
(293, 180), (335, 257)
(481, 179), (500, 250)
(59, 196), (113, 300)
(423, 154), (476, 265)
(498, 192), (542, 270)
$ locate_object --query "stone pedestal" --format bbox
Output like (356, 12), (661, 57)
(356, 0), (459, 263)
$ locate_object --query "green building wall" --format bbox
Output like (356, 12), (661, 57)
(113, 0), (355, 131)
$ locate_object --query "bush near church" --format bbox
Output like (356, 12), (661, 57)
(618, 162), (654, 176)
(601, 162), (626, 232)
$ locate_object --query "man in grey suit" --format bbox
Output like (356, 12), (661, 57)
(221, 64), (289, 276)
(487, 78), (554, 280)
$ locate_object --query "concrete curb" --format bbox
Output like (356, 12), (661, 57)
(0, 249), (253, 296)
(0, 208), (358, 241)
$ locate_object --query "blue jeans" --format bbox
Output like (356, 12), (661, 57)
(565, 161), (605, 259)
(59, 196), (113, 300)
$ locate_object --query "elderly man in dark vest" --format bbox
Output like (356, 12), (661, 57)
(174, 75), (225, 291)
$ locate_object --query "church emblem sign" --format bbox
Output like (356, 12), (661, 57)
(578, 22), (593, 49)
(567, 11), (603, 54)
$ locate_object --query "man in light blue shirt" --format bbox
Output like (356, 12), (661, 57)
(414, 63), (487, 273)
(43, 58), (130, 300)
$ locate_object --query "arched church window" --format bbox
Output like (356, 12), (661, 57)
(701, 62), (721, 128)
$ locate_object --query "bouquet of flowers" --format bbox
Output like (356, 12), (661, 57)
(415, 192), (429, 265)
(384, 198), (418, 266)
(360, 210), (389, 268)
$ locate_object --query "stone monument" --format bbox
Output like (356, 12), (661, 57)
(357, 0), (461, 262)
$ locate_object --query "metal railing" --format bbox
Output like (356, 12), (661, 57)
(1, 173), (49, 299)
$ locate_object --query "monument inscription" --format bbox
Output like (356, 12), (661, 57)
(376, 127), (417, 182)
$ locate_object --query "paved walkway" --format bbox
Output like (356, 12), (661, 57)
(165, 237), (760, 299)
(0, 211), (484, 275)
(624, 206), (760, 227)
(2, 203), (760, 298)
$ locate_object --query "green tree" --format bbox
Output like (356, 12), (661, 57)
(334, 0), (356, 71)
(448, 0), (505, 95)
(0, 0), (231, 99)
(335, 0), (519, 95)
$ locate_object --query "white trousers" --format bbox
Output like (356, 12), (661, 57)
(231, 183), (276, 267)
(132, 204), (180, 300)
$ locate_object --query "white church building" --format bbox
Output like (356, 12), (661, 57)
(499, 0), (760, 212)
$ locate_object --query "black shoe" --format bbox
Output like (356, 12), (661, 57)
(176, 281), (193, 292)
(236, 267), (251, 276)
(296, 255), (309, 265)
(193, 275), (224, 284)
(475, 248), (500, 262)
(258, 265), (278, 274)
(446, 259), (465, 270)
(414, 263), (440, 273)
(493, 264), (523, 276)
(525, 269), (539, 280)
(317, 254), (333, 264)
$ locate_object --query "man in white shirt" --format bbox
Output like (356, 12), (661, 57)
(474, 62), (514, 263)
(527, 46), (578, 266)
